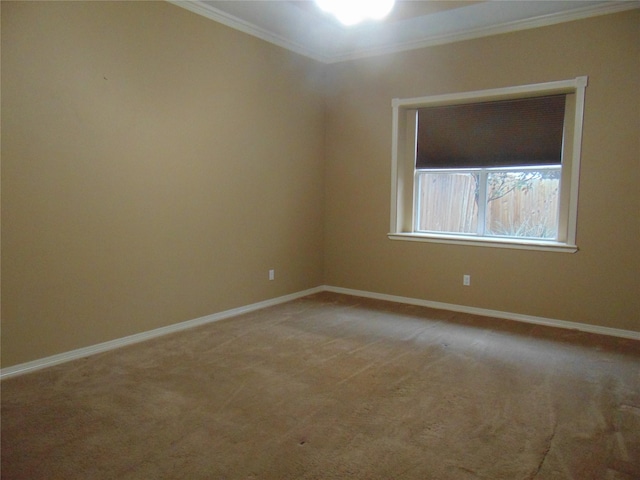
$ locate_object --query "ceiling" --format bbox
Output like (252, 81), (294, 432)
(169, 0), (639, 63)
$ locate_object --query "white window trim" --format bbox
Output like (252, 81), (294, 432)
(389, 76), (588, 253)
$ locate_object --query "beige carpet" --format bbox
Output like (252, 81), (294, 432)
(2, 292), (639, 479)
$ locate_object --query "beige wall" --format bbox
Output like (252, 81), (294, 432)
(324, 10), (640, 332)
(2, 3), (638, 368)
(1, 1), (326, 367)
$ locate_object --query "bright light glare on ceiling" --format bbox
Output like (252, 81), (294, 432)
(314, 0), (396, 26)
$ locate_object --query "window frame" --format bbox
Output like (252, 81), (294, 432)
(389, 77), (588, 253)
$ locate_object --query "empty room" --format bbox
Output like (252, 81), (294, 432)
(1, 1), (639, 479)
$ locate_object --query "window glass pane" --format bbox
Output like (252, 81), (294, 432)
(485, 170), (560, 239)
(416, 172), (478, 234)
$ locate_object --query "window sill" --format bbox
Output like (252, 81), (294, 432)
(387, 232), (578, 253)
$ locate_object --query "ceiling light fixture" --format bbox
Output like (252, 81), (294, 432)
(314, 0), (396, 26)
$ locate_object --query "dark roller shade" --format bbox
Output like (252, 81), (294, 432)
(416, 95), (566, 169)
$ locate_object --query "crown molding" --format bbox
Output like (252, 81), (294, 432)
(173, 1), (638, 63)
(168, 0), (333, 63)
(325, 1), (640, 63)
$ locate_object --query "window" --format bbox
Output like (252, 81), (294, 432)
(389, 77), (587, 252)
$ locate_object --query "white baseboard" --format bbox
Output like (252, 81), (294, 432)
(3, 284), (637, 380)
(0, 287), (323, 380)
(322, 285), (640, 342)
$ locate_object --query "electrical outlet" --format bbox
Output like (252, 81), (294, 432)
(463, 274), (471, 286)
(269, 269), (275, 281)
